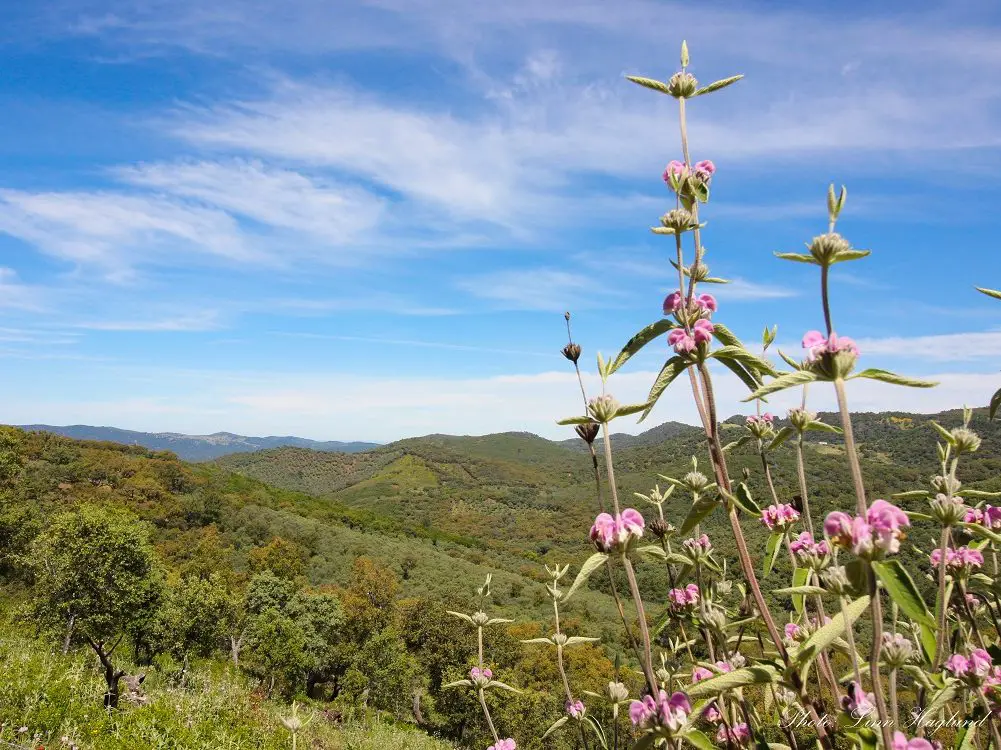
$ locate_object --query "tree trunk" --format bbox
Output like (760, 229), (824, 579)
(85, 636), (125, 709)
(229, 633), (243, 668)
(62, 613), (75, 655)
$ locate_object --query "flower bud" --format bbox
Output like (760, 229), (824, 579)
(607, 681), (629, 703)
(660, 208), (697, 234)
(932, 474), (962, 496)
(588, 394), (620, 423)
(788, 407), (817, 432)
(951, 427), (982, 454)
(667, 71), (698, 98)
(575, 421), (600, 445)
(561, 342), (581, 363)
(683, 470), (710, 494)
(807, 232), (851, 266)
(552, 633), (568, 646)
(881, 632), (915, 668)
(930, 493), (967, 527)
(821, 565), (853, 595)
(471, 611), (490, 626)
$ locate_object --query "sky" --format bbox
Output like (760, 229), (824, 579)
(0, 0), (1000, 443)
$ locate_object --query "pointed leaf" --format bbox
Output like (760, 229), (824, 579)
(832, 249), (871, 263)
(791, 568), (812, 615)
(635, 544), (668, 561)
(680, 495), (719, 536)
(853, 368), (937, 388)
(686, 664), (779, 699)
(977, 287), (1001, 301)
(805, 421), (842, 434)
(444, 679), (473, 689)
(615, 402), (652, 418)
(990, 386), (1001, 420)
(640, 356), (690, 421)
(732, 483), (761, 517)
(487, 680), (521, 693)
(929, 420), (956, 445)
(724, 435), (753, 452)
(683, 729), (717, 749)
(711, 322), (744, 349)
(774, 585), (828, 596)
(611, 319), (678, 374)
(446, 611), (474, 624)
(712, 345), (778, 377)
(717, 356), (764, 393)
(563, 553), (609, 602)
(768, 426), (795, 451)
(871, 559), (934, 628)
(564, 636), (601, 646)
(793, 595), (870, 668)
(692, 74), (744, 96)
(541, 716), (569, 740)
(625, 75), (671, 95)
(763, 532), (783, 577)
(557, 415), (594, 426)
(744, 370), (817, 401)
(774, 252), (818, 265)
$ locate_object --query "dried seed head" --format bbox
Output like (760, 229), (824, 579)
(562, 342), (582, 363)
(575, 421), (600, 444)
(660, 208), (697, 233)
(807, 232), (851, 265)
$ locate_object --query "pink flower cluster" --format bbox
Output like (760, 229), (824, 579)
(487, 740), (516, 750)
(470, 667), (493, 682)
(566, 700), (586, 719)
(930, 545), (984, 573)
(669, 584), (701, 611)
(802, 330), (859, 362)
(945, 648), (998, 687)
(841, 680), (876, 717)
(589, 509), (644, 552)
(824, 499), (910, 558)
(784, 622), (805, 643)
(966, 505), (1001, 529)
(682, 533), (712, 557)
(789, 532), (830, 566)
(662, 291), (717, 316)
(668, 319), (714, 354)
(629, 690), (691, 733)
(745, 413), (774, 427)
(761, 503), (800, 532)
(716, 723), (751, 747)
(662, 159), (716, 186)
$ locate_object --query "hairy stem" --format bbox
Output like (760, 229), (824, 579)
(867, 579), (894, 746)
(932, 527), (951, 670)
(623, 555), (658, 693)
(833, 377), (867, 516)
(795, 437), (815, 535)
(477, 688), (499, 743)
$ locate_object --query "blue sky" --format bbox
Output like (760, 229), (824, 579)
(0, 0), (1000, 442)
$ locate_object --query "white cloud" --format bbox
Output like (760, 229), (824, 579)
(714, 278), (799, 301)
(456, 268), (599, 311)
(0, 268), (48, 311)
(74, 310), (224, 332)
(854, 331), (1001, 362)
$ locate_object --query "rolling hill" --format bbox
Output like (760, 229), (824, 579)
(18, 424), (379, 461)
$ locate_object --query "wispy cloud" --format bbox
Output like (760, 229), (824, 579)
(456, 269), (600, 312)
(74, 310), (224, 332)
(714, 278), (800, 301)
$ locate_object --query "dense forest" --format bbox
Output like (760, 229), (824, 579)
(3, 408), (1000, 748)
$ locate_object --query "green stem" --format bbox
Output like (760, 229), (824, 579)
(833, 378), (867, 516)
(622, 555), (658, 694)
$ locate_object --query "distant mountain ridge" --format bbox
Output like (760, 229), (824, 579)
(18, 424), (380, 462)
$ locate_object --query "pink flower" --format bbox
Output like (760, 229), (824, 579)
(716, 723), (750, 747)
(714, 661), (734, 674)
(669, 584), (700, 611)
(488, 740), (517, 750)
(469, 667), (493, 682)
(662, 161), (688, 185)
(966, 508), (984, 524)
(824, 511), (853, 544)
(785, 622), (802, 641)
(841, 680), (876, 717)
(691, 666), (713, 683)
(694, 160), (716, 179)
(629, 690), (691, 733)
(803, 330), (860, 362)
(945, 653), (971, 676)
(695, 293), (717, 313)
(667, 328), (695, 354)
(761, 503), (800, 532)
(891, 733), (935, 750)
(589, 509), (644, 551)
(682, 534), (712, 557)
(702, 703), (722, 722)
(931, 546), (983, 574)
(692, 318), (714, 344)
(825, 502), (907, 558)
(986, 505), (1001, 529)
(970, 649), (993, 679)
(566, 700), (586, 718)
(867, 499), (910, 554)
(662, 291), (683, 315)
(790, 531), (830, 567)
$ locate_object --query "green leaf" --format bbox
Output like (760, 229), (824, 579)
(805, 421), (842, 434)
(774, 585), (828, 596)
(723, 435), (753, 452)
(717, 356), (764, 393)
(791, 568), (811, 615)
(635, 544), (668, 562)
(443, 679), (472, 689)
(990, 386), (1001, 420)
(977, 286), (1001, 300)
(625, 75), (671, 95)
(892, 490), (930, 500)
(712, 345), (779, 377)
(680, 495), (719, 536)
(871, 559), (934, 628)
(774, 252), (817, 265)
(615, 402), (651, 418)
(768, 426), (795, 451)
(763, 532), (783, 577)
(564, 636), (601, 646)
(929, 420), (956, 445)
(692, 74), (744, 96)
(960, 522), (1001, 544)
(584, 715), (608, 748)
(686, 664), (778, 699)
(564, 553), (609, 602)
(683, 729), (717, 749)
(557, 415), (593, 426)
(853, 368), (938, 388)
(965, 489), (1001, 499)
(711, 322), (744, 349)
(488, 680), (522, 694)
(640, 356), (690, 421)
(744, 370), (818, 401)
(956, 724), (979, 750)
(793, 594), (871, 668)
(777, 350), (803, 370)
(445, 611), (474, 625)
(832, 249), (871, 263)
(732, 483), (762, 517)
(921, 682), (960, 723)
(541, 716), (568, 740)
(610, 319), (678, 375)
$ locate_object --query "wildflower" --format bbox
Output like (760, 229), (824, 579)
(821, 565), (853, 595)
(714, 660), (734, 674)
(761, 503), (800, 532)
(588, 394), (620, 423)
(663, 291), (683, 315)
(790, 531), (830, 569)
(629, 690), (691, 733)
(487, 740), (516, 750)
(589, 509), (645, 552)
(947, 649), (995, 686)
(692, 319), (714, 344)
(930, 546), (983, 575)
(802, 329), (860, 378)
(716, 723), (751, 747)
(787, 407), (817, 432)
(784, 622), (803, 643)
(930, 493), (967, 526)
(669, 584), (700, 612)
(566, 700), (586, 719)
(693, 160), (716, 181)
(890, 733), (936, 750)
(470, 667), (493, 686)
(667, 71), (699, 98)
(607, 682), (629, 703)
(691, 666), (714, 683)
(663, 161), (688, 185)
(561, 342), (581, 363)
(841, 680), (876, 717)
(881, 633), (915, 668)
(695, 293), (717, 313)
(824, 500), (909, 558)
(667, 328), (695, 354)
(682, 534), (712, 560)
